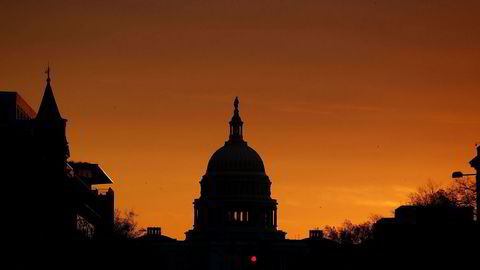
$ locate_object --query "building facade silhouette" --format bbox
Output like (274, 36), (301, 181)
(1, 71), (114, 241)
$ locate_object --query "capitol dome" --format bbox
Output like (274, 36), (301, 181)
(186, 97), (285, 241)
(205, 96), (266, 175)
(206, 142), (265, 174)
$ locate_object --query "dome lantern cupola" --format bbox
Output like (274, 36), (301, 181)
(228, 97), (244, 142)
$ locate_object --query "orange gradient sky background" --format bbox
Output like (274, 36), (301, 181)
(1, 0), (480, 239)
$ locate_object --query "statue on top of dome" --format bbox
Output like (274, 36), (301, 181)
(234, 96), (239, 110)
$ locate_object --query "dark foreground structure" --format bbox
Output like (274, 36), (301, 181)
(129, 100), (479, 270)
(113, 98), (335, 269)
(2, 76), (478, 269)
(124, 99), (480, 270)
(131, 98), (341, 269)
(1, 73), (114, 268)
(373, 204), (478, 269)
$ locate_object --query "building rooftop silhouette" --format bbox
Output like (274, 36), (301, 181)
(0, 91), (36, 121)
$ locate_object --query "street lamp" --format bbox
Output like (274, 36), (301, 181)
(452, 145), (479, 223)
(452, 171), (476, 178)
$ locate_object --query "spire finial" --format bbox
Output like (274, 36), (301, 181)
(45, 65), (51, 83)
(234, 96), (239, 111)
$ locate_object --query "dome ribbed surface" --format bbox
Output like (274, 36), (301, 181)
(206, 142), (265, 174)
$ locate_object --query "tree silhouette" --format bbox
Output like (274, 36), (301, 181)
(112, 209), (145, 239)
(447, 177), (476, 208)
(324, 215), (382, 244)
(408, 179), (476, 209)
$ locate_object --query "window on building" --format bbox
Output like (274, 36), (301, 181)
(272, 210), (275, 226)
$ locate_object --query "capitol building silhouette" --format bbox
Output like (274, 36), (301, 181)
(186, 97), (286, 242)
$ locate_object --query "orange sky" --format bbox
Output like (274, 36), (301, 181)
(1, 0), (479, 239)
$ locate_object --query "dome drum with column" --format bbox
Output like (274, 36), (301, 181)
(200, 175), (272, 198)
(192, 199), (278, 228)
(186, 97), (285, 241)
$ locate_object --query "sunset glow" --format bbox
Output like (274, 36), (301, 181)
(1, 1), (479, 239)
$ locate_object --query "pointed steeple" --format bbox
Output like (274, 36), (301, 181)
(36, 66), (62, 121)
(228, 97), (244, 142)
(34, 67), (70, 161)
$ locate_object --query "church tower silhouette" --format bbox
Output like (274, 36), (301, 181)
(186, 97), (286, 241)
(35, 67), (70, 163)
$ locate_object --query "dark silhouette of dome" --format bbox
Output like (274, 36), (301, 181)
(206, 141), (265, 174)
(186, 97), (285, 241)
(206, 96), (265, 174)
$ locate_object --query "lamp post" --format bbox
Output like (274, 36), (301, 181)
(452, 145), (480, 223)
